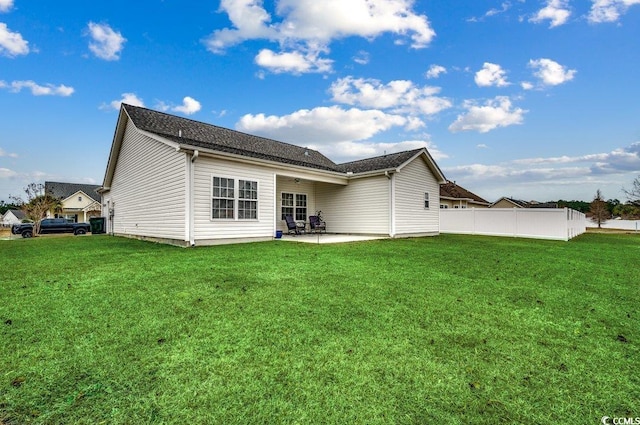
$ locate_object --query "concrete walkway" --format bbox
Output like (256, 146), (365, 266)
(277, 233), (388, 244)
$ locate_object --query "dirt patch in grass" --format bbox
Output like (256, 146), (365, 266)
(586, 227), (639, 234)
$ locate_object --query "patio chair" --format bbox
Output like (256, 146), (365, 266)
(284, 215), (303, 235)
(309, 215), (326, 233)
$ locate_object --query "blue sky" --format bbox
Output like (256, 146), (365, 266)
(1, 0), (639, 203)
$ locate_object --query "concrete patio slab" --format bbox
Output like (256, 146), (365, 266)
(277, 233), (388, 244)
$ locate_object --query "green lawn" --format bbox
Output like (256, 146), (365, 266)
(1, 233), (638, 424)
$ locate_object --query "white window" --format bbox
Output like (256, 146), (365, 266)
(424, 192), (430, 209)
(281, 192), (307, 221)
(212, 177), (258, 220)
(238, 180), (258, 219)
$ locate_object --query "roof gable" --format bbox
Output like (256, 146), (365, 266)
(490, 197), (529, 208)
(7, 209), (26, 220)
(440, 181), (489, 204)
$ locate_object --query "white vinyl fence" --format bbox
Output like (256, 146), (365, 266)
(440, 208), (586, 241)
(596, 219), (640, 231)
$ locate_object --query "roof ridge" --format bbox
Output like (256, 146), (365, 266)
(123, 103), (337, 165)
(337, 147), (424, 166)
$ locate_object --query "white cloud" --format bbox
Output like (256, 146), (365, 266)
(530, 0), (571, 27)
(172, 96), (202, 115)
(475, 62), (510, 87)
(477, 144), (488, 149)
(0, 0), (14, 13)
(329, 76), (452, 117)
(589, 0), (640, 23)
(448, 96), (526, 133)
(467, 2), (512, 22)
(255, 48), (333, 74)
(425, 64), (447, 79)
(0, 147), (18, 158)
(529, 58), (576, 86)
(513, 142), (640, 174)
(87, 22), (126, 61)
(521, 81), (534, 90)
(204, 0), (436, 73)
(0, 167), (18, 178)
(353, 50), (370, 65)
(102, 93), (145, 111)
(236, 106), (408, 145)
(1, 80), (74, 96)
(443, 142), (640, 201)
(0, 23), (29, 57)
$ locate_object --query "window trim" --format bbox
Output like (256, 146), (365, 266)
(211, 175), (259, 221)
(424, 192), (430, 209)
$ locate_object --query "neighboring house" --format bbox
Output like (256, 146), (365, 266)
(1, 209), (26, 226)
(45, 181), (102, 223)
(100, 104), (447, 246)
(490, 197), (530, 208)
(490, 197), (558, 208)
(440, 181), (490, 209)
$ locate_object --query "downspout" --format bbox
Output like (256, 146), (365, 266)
(186, 150), (198, 246)
(386, 171), (396, 237)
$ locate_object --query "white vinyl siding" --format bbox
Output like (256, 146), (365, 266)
(394, 157), (440, 235)
(193, 157), (274, 241)
(316, 176), (389, 235)
(108, 121), (186, 240)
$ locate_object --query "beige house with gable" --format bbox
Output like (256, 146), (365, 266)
(100, 104), (447, 246)
(45, 181), (102, 223)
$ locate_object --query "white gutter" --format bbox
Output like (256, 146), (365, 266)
(389, 172), (396, 237)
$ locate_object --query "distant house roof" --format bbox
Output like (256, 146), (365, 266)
(45, 181), (100, 201)
(7, 209), (26, 220)
(440, 181), (489, 205)
(109, 104), (446, 182)
(489, 197), (558, 208)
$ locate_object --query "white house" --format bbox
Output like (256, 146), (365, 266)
(1, 209), (26, 227)
(100, 104), (447, 246)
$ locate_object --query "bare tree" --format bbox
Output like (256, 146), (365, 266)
(589, 189), (610, 229)
(9, 183), (62, 235)
(623, 174), (640, 206)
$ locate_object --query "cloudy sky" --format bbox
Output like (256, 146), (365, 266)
(1, 0), (639, 203)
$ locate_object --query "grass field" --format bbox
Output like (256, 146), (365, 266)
(1, 233), (638, 424)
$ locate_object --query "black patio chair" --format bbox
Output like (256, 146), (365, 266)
(284, 215), (303, 235)
(309, 215), (326, 233)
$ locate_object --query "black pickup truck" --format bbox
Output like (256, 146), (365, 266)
(11, 218), (91, 238)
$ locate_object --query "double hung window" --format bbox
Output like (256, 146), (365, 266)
(212, 177), (258, 220)
(281, 192), (307, 221)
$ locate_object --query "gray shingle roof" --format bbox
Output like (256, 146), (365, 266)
(45, 181), (100, 201)
(123, 104), (341, 172)
(336, 149), (425, 173)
